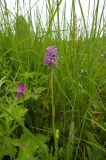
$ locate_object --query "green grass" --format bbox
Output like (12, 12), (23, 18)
(0, 0), (106, 159)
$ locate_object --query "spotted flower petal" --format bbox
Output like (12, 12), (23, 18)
(44, 46), (58, 67)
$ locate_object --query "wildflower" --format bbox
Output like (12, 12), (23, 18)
(16, 82), (26, 98)
(16, 92), (21, 98)
(44, 46), (58, 67)
(18, 83), (26, 93)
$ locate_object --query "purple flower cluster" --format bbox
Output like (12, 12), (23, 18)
(16, 83), (26, 98)
(44, 46), (58, 67)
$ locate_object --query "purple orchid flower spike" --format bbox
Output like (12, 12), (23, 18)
(44, 46), (58, 68)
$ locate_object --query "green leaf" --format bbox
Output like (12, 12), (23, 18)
(13, 129), (47, 160)
(0, 137), (17, 159)
(86, 132), (105, 159)
(16, 130), (38, 159)
(0, 77), (6, 88)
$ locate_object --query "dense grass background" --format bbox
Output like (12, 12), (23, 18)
(0, 0), (106, 159)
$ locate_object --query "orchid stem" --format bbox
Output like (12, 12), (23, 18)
(51, 70), (58, 160)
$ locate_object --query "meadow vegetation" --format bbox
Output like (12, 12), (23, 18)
(0, 0), (106, 159)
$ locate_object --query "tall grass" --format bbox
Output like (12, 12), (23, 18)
(0, 0), (106, 159)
